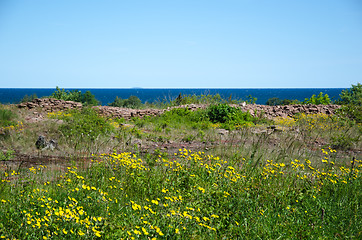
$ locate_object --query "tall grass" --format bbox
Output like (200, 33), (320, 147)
(0, 149), (360, 239)
(0, 104), (361, 239)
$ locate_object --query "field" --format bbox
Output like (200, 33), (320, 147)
(0, 102), (361, 239)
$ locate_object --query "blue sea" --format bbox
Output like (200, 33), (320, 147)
(0, 88), (345, 105)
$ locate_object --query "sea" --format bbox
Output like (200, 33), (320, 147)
(0, 88), (345, 105)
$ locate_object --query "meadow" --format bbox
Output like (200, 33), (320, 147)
(0, 94), (361, 239)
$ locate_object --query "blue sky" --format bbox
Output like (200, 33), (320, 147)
(0, 0), (361, 88)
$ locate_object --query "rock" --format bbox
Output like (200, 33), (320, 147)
(35, 135), (58, 151)
(17, 98), (341, 120)
(35, 136), (47, 150)
(217, 129), (229, 135)
(48, 139), (58, 150)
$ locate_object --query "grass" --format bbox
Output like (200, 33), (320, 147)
(0, 149), (361, 239)
(0, 103), (361, 239)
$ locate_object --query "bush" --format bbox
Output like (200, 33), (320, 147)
(265, 97), (301, 106)
(109, 96), (142, 109)
(58, 108), (114, 141)
(0, 107), (17, 127)
(335, 105), (362, 124)
(207, 104), (236, 123)
(50, 87), (100, 106)
(171, 93), (225, 105)
(337, 83), (362, 106)
(207, 104), (257, 129)
(81, 91), (100, 106)
(303, 92), (331, 105)
(20, 94), (38, 103)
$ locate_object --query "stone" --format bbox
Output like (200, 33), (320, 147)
(35, 135), (58, 151)
(35, 135), (47, 150)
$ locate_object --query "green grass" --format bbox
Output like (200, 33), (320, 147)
(0, 149), (361, 239)
(0, 104), (361, 239)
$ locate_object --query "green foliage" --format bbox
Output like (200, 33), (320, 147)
(265, 97), (301, 106)
(109, 96), (142, 109)
(207, 104), (254, 124)
(0, 150), (360, 239)
(108, 96), (123, 107)
(81, 91), (100, 106)
(50, 86), (82, 102)
(58, 108), (114, 141)
(335, 105), (362, 124)
(171, 93), (225, 106)
(19, 94), (38, 103)
(207, 104), (235, 123)
(331, 133), (358, 150)
(151, 108), (208, 129)
(244, 94), (257, 104)
(338, 83), (362, 106)
(50, 87), (100, 106)
(303, 92), (331, 105)
(0, 107), (17, 127)
(0, 150), (14, 161)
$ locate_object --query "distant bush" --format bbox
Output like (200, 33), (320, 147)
(207, 104), (259, 129)
(302, 92), (331, 105)
(172, 93), (225, 106)
(265, 97), (300, 106)
(337, 83), (362, 106)
(20, 93), (38, 103)
(0, 107), (17, 127)
(50, 86), (100, 106)
(109, 96), (142, 109)
(335, 105), (362, 125)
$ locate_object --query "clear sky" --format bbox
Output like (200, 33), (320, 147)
(0, 0), (361, 88)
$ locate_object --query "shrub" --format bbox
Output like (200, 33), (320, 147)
(109, 96), (142, 109)
(0, 149), (14, 161)
(50, 87), (100, 106)
(81, 91), (100, 106)
(207, 104), (258, 129)
(0, 107), (17, 127)
(171, 93), (225, 106)
(337, 83), (362, 106)
(58, 108), (114, 141)
(335, 105), (362, 124)
(265, 98), (301, 106)
(207, 104), (236, 123)
(265, 97), (283, 106)
(303, 92), (331, 105)
(19, 94), (38, 103)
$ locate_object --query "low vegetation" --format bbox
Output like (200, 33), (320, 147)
(0, 83), (361, 239)
(50, 86), (100, 106)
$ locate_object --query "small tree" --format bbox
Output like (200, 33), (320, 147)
(303, 92), (331, 105)
(108, 96), (142, 109)
(82, 91), (100, 106)
(265, 97), (283, 106)
(338, 83), (362, 106)
(108, 96), (125, 107)
(20, 93), (38, 103)
(124, 96), (142, 108)
(50, 87), (99, 106)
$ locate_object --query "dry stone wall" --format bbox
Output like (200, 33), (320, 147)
(18, 98), (82, 111)
(18, 98), (340, 120)
(230, 104), (340, 118)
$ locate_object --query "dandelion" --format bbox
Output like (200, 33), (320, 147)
(198, 187), (205, 193)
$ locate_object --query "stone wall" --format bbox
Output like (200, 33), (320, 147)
(230, 104), (340, 118)
(18, 98), (340, 119)
(18, 98), (82, 111)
